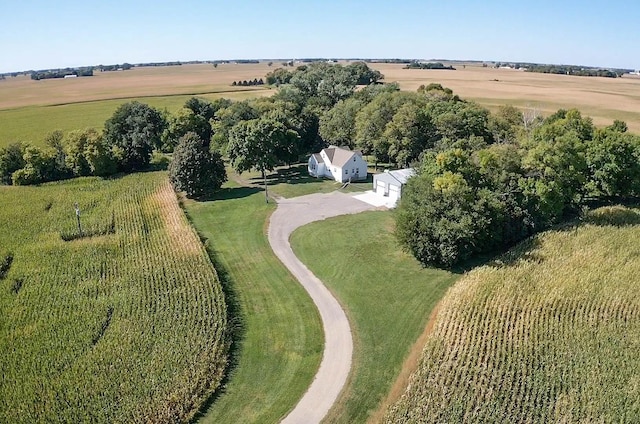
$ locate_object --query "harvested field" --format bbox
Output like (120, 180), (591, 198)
(369, 63), (640, 132)
(0, 63), (272, 110)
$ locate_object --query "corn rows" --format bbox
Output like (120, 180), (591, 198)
(0, 172), (228, 423)
(386, 208), (640, 423)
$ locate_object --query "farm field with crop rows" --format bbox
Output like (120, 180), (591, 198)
(385, 206), (640, 423)
(0, 172), (228, 423)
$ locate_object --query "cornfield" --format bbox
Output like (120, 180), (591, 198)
(0, 172), (228, 423)
(386, 206), (640, 423)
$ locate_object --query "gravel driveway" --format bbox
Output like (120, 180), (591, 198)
(267, 191), (379, 424)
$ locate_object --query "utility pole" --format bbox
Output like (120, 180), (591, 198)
(263, 170), (269, 203)
(74, 202), (83, 236)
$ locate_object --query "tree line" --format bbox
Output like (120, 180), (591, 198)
(0, 99), (227, 197)
(31, 68), (94, 80)
(525, 64), (625, 78)
(231, 78), (264, 86)
(1, 61), (385, 197)
(404, 62), (456, 70)
(396, 108), (640, 268)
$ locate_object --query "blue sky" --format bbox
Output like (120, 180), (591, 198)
(1, 0), (638, 73)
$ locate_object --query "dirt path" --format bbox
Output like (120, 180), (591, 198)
(267, 191), (378, 424)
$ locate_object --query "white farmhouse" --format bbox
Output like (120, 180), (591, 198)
(308, 146), (368, 183)
(372, 168), (415, 206)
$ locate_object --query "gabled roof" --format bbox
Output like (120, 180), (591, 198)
(330, 148), (357, 168)
(375, 168), (415, 185)
(388, 168), (415, 184)
(312, 153), (324, 164)
(321, 146), (361, 168)
(324, 148), (336, 163)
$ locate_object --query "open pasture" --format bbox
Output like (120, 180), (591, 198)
(0, 172), (228, 423)
(0, 91), (268, 147)
(385, 206), (640, 423)
(370, 63), (640, 132)
(0, 63), (273, 147)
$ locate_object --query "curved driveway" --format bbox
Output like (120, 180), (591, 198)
(267, 191), (379, 424)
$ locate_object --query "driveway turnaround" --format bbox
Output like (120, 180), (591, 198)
(268, 191), (379, 424)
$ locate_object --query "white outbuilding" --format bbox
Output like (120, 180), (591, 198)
(372, 168), (415, 206)
(308, 146), (368, 183)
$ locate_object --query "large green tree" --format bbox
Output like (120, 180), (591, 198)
(586, 128), (640, 198)
(354, 91), (414, 166)
(169, 132), (226, 198)
(184, 96), (230, 122)
(227, 118), (298, 202)
(211, 100), (258, 151)
(430, 100), (492, 142)
(319, 98), (364, 149)
(0, 143), (27, 185)
(384, 101), (436, 167)
(11, 146), (58, 185)
(162, 108), (211, 152)
(64, 128), (97, 176)
(83, 131), (117, 177)
(103, 101), (166, 171)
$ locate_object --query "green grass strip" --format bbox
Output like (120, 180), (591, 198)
(185, 181), (323, 423)
(290, 211), (458, 423)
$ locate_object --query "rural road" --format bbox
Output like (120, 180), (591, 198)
(267, 191), (379, 424)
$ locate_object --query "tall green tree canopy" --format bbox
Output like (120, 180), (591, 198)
(319, 98), (364, 149)
(162, 108), (211, 152)
(586, 129), (640, 197)
(384, 101), (437, 167)
(211, 100), (259, 151)
(64, 128), (101, 176)
(169, 132), (226, 198)
(184, 96), (230, 122)
(227, 118), (298, 177)
(103, 101), (166, 171)
(354, 91), (414, 163)
(0, 143), (27, 185)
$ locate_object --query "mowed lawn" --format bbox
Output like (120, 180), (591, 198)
(184, 181), (323, 423)
(290, 211), (458, 423)
(233, 164), (374, 199)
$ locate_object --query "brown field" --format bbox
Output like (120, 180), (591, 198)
(369, 63), (640, 133)
(1, 61), (639, 132)
(0, 63), (273, 110)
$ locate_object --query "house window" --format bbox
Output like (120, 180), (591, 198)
(352, 169), (355, 173)
(353, 157), (356, 162)
(345, 169), (348, 175)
